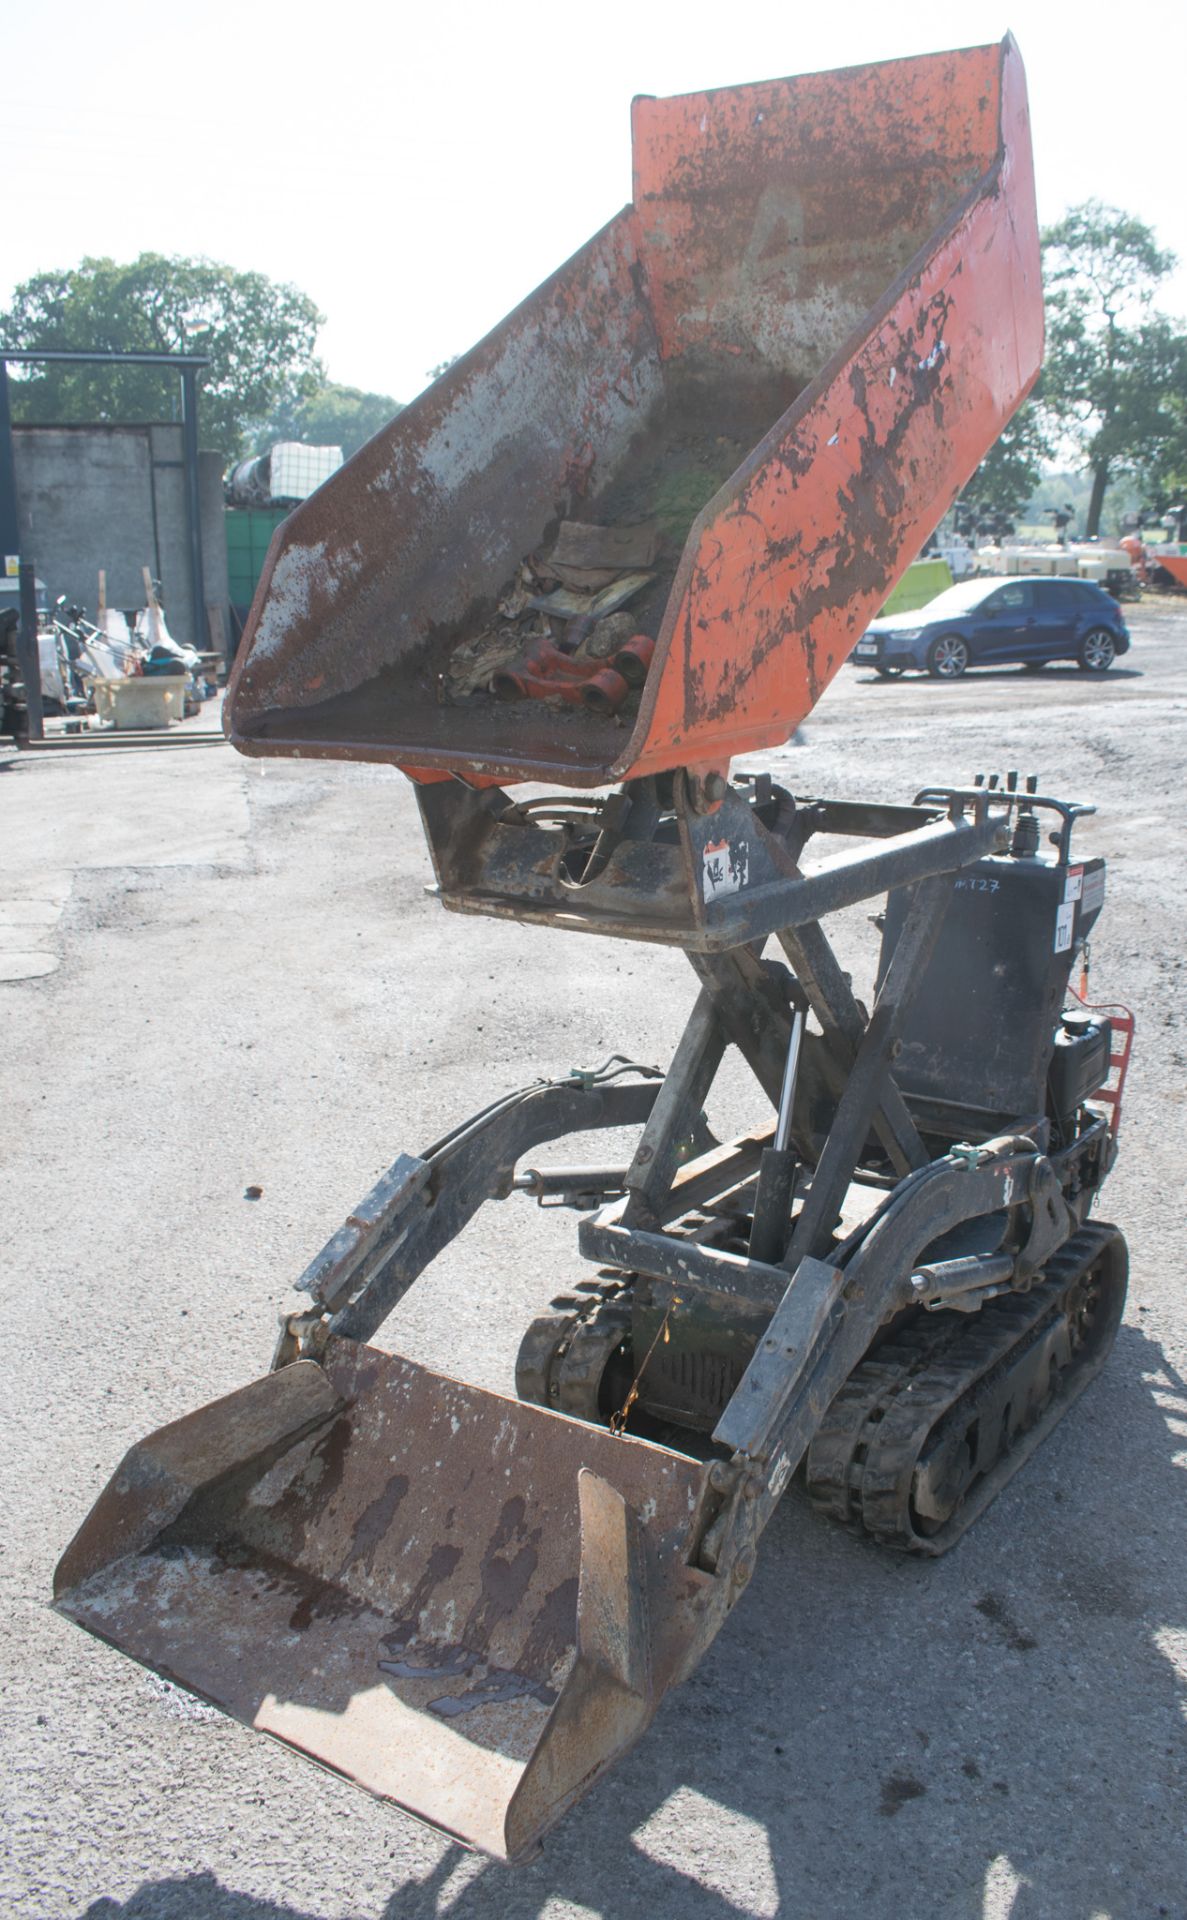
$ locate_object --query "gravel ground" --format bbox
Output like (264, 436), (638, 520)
(3, 601), (1185, 1920)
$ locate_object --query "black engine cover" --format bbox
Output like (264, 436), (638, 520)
(877, 850), (1106, 1137)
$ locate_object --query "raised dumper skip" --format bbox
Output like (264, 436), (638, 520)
(54, 36), (1133, 1865)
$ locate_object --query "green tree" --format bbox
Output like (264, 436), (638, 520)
(1040, 203), (1187, 535)
(0, 254), (323, 457)
(957, 397), (1051, 523)
(263, 380), (403, 459)
(1138, 379), (1187, 511)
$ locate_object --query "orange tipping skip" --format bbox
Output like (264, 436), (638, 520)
(225, 36), (1042, 788)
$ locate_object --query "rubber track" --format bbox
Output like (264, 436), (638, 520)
(805, 1221), (1126, 1556)
(515, 1277), (630, 1419)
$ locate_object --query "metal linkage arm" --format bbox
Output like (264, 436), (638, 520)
(777, 920), (927, 1176)
(712, 1256), (848, 1467)
(279, 1063), (662, 1353)
(687, 947), (801, 1115)
(783, 876), (950, 1266)
(704, 1140), (1069, 1574)
(621, 993), (726, 1229)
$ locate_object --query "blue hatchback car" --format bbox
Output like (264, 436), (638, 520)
(850, 575), (1131, 679)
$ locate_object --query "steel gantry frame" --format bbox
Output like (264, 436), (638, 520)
(0, 348), (213, 701)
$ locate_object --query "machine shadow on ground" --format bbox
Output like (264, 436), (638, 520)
(78, 1328), (1187, 1920)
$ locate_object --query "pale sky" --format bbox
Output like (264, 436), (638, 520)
(10, 0), (1187, 408)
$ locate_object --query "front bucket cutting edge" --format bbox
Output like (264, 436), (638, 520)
(53, 1341), (713, 1860)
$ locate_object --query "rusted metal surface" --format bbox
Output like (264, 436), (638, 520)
(624, 39), (1040, 775)
(53, 794), (1128, 1858)
(225, 209), (662, 784)
(413, 771), (1008, 950)
(54, 1343), (718, 1862)
(224, 36), (1041, 789)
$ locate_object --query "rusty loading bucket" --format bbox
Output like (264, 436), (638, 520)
(54, 1341), (712, 1860)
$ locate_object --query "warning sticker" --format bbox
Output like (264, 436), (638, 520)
(1064, 865), (1084, 904)
(1054, 902), (1075, 953)
(702, 836), (749, 900)
(1081, 865), (1106, 914)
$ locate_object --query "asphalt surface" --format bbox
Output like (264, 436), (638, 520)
(3, 602), (1186, 1920)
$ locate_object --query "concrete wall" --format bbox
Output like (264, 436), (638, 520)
(12, 423), (229, 651)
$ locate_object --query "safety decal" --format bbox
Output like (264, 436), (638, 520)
(1081, 866), (1106, 914)
(1054, 902), (1075, 953)
(702, 837), (749, 900)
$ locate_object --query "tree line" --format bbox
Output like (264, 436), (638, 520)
(0, 254), (402, 461)
(961, 202), (1187, 536)
(2, 205), (1185, 531)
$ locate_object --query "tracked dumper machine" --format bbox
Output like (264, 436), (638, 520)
(55, 36), (1134, 1863)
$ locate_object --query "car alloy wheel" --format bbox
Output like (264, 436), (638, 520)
(926, 634), (969, 679)
(1078, 628), (1116, 673)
